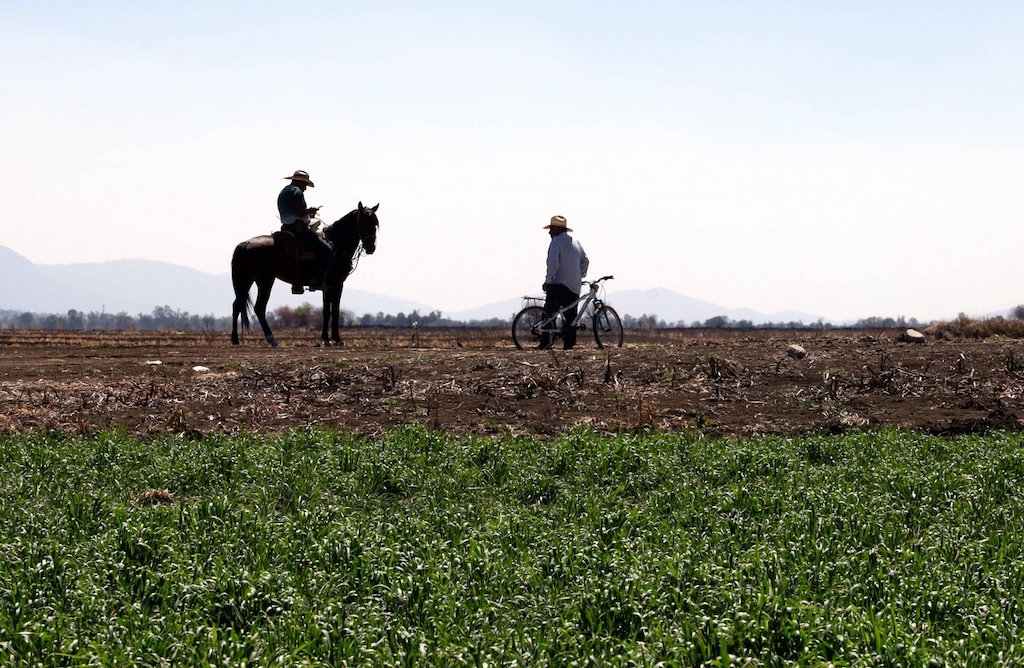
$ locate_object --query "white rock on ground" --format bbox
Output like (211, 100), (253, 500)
(787, 344), (807, 359)
(899, 329), (926, 344)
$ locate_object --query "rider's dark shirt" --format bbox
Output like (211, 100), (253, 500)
(277, 184), (308, 225)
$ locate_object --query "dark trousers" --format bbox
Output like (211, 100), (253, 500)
(283, 223), (332, 281)
(542, 283), (580, 349)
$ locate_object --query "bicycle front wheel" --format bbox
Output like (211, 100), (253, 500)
(592, 306), (623, 348)
(512, 306), (547, 350)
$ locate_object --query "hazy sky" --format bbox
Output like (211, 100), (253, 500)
(3, 1), (1022, 321)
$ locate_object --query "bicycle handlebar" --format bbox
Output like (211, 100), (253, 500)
(585, 275), (614, 285)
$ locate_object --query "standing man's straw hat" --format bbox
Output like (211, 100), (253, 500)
(283, 170), (315, 187)
(544, 215), (571, 232)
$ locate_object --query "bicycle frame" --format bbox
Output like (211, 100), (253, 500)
(532, 281), (605, 333)
(511, 275), (622, 350)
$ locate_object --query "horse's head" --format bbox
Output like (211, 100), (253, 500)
(324, 202), (380, 257)
(357, 201), (379, 255)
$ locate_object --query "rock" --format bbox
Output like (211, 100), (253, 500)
(899, 329), (926, 344)
(786, 344), (807, 359)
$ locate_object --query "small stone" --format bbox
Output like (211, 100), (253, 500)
(787, 344), (807, 359)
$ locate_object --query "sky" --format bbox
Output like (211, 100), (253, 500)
(2, 1), (1022, 322)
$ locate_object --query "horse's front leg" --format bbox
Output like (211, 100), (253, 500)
(331, 284), (344, 345)
(320, 290), (332, 346)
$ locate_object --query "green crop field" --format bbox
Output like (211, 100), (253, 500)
(2, 428), (1023, 665)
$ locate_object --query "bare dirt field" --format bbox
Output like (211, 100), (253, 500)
(2, 328), (1023, 437)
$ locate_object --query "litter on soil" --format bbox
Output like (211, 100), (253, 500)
(1, 329), (1021, 437)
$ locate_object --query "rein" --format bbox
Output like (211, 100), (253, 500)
(349, 243), (366, 276)
(322, 212), (371, 277)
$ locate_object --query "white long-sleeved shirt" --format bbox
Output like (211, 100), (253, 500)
(545, 232), (589, 294)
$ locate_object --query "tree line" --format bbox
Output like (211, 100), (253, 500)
(0, 306), (229, 332)
(270, 305), (509, 329)
(5, 303), (995, 332)
(622, 313), (929, 330)
(0, 305), (508, 331)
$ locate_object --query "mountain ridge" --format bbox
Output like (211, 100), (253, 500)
(0, 246), (432, 318)
(446, 286), (823, 325)
(0, 245), (914, 324)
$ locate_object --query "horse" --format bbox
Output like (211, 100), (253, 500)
(231, 202), (379, 347)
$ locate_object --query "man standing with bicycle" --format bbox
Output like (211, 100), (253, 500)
(540, 215), (589, 350)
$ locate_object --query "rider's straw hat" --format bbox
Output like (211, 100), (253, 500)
(283, 170), (314, 187)
(544, 215), (571, 232)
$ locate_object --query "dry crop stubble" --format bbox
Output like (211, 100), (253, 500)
(0, 329), (1022, 435)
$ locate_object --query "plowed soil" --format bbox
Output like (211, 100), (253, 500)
(2, 328), (1022, 437)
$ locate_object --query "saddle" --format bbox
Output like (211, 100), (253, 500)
(273, 230), (319, 290)
(272, 230), (315, 259)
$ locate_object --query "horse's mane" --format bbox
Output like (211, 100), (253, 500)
(323, 207), (358, 237)
(324, 205), (377, 243)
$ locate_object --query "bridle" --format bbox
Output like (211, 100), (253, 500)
(340, 209), (377, 277)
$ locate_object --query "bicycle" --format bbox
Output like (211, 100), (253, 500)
(511, 275), (624, 349)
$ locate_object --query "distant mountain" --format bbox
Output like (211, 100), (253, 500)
(448, 287), (823, 325)
(610, 287), (823, 325)
(1, 245), (826, 324)
(0, 246), (433, 317)
(447, 297), (526, 323)
(0, 246), (100, 313)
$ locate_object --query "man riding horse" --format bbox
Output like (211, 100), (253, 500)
(277, 169), (333, 294)
(232, 200), (380, 347)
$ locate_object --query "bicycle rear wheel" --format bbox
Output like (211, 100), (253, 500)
(512, 306), (548, 350)
(592, 306), (623, 348)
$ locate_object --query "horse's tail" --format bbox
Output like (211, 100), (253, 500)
(231, 243), (252, 332)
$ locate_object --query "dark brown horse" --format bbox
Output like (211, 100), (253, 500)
(231, 203), (379, 347)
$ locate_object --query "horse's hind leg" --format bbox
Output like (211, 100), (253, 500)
(253, 279), (278, 347)
(231, 282), (252, 345)
(231, 305), (241, 345)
